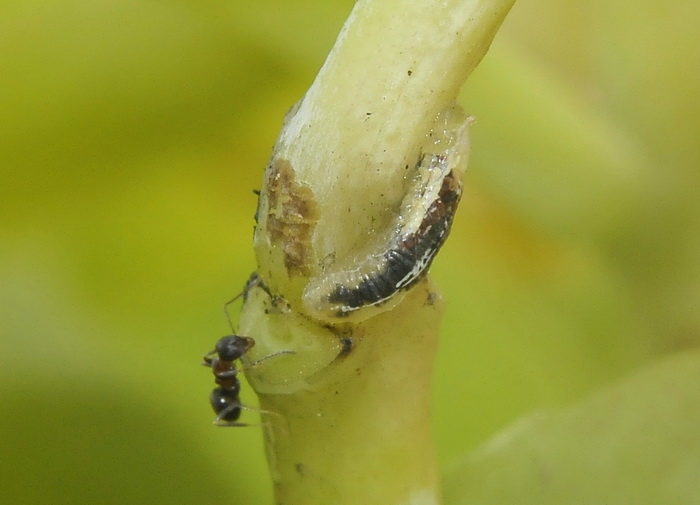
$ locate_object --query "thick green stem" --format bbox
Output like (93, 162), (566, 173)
(239, 1), (515, 504)
(241, 278), (444, 505)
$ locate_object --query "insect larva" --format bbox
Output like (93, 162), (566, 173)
(302, 107), (471, 322)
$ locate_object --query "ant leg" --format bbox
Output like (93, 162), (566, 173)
(214, 419), (252, 427)
(213, 401), (284, 427)
(224, 272), (272, 333)
(245, 349), (296, 369)
(202, 350), (217, 367)
(214, 416), (256, 427)
(224, 273), (287, 330)
(223, 272), (262, 332)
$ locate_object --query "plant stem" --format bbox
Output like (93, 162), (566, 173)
(240, 1), (514, 504)
(242, 277), (444, 505)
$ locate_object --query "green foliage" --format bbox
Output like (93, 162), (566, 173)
(444, 352), (700, 504)
(1, 0), (698, 503)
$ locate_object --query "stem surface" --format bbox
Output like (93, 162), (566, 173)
(240, 1), (515, 504)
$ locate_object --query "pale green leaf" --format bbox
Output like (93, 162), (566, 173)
(444, 351), (700, 505)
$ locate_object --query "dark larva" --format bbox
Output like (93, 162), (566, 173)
(322, 167), (461, 316)
(302, 107), (471, 323)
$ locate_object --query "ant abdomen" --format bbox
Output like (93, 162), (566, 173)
(210, 386), (243, 423)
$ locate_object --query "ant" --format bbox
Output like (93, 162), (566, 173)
(203, 334), (264, 426)
(202, 273), (292, 426)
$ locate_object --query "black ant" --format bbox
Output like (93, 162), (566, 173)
(202, 273), (292, 426)
(203, 334), (258, 426)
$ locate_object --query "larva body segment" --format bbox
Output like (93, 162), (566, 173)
(302, 107), (471, 323)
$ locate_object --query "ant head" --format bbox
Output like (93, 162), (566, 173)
(215, 335), (255, 361)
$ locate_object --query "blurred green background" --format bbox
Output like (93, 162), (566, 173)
(1, 0), (698, 503)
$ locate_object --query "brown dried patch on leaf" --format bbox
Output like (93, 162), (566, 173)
(265, 158), (319, 277)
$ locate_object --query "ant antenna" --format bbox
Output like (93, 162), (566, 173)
(223, 272), (261, 332)
(223, 292), (243, 334)
(245, 349), (296, 368)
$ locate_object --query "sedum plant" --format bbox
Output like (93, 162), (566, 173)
(235, 0), (515, 504)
